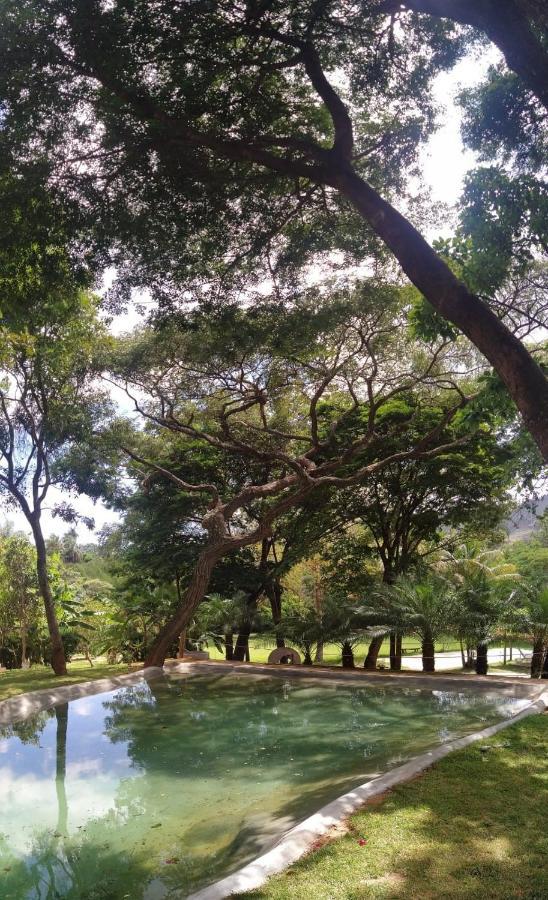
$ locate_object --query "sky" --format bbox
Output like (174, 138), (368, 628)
(0, 51), (498, 544)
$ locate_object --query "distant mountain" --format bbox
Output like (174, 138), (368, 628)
(504, 495), (548, 542)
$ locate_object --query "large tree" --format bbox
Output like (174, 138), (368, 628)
(293, 366), (525, 670)
(0, 1), (546, 455)
(382, 0), (548, 109)
(0, 297), (111, 673)
(109, 286), (493, 666)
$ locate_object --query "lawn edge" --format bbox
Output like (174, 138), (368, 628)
(0, 666), (163, 725)
(187, 685), (548, 900)
(1, 658), (546, 900)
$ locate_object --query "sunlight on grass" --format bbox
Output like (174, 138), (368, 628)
(237, 714), (548, 900)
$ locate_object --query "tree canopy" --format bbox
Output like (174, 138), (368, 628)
(0, 0), (546, 453)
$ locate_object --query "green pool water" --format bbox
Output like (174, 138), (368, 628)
(0, 672), (527, 898)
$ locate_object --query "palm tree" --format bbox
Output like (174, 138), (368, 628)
(277, 605), (322, 666)
(385, 576), (455, 673)
(520, 581), (548, 678)
(355, 587), (403, 670)
(440, 545), (521, 675)
(191, 592), (257, 660)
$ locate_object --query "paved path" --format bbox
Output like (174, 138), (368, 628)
(397, 647), (531, 676)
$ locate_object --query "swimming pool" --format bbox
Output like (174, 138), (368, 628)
(0, 671), (532, 898)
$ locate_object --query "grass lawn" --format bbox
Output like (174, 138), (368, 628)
(0, 657), (134, 703)
(206, 636), (530, 669)
(206, 636), (443, 666)
(236, 713), (548, 900)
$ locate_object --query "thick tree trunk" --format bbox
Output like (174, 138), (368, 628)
(390, 632), (402, 671)
(30, 518), (67, 676)
(397, 0), (548, 110)
(303, 643), (313, 666)
(225, 630), (234, 660)
(530, 638), (544, 678)
(315, 640), (324, 662)
(144, 548), (222, 667)
(234, 619), (252, 662)
(177, 630), (186, 659)
(21, 627), (27, 667)
(422, 631), (435, 673)
(234, 592), (259, 661)
(476, 642), (489, 675)
(266, 579), (285, 647)
(333, 166), (548, 460)
(341, 641), (355, 669)
(364, 634), (384, 670)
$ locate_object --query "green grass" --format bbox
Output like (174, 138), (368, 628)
(206, 636), (517, 667)
(0, 657), (134, 703)
(68, 556), (118, 586)
(205, 637), (431, 666)
(237, 713), (548, 900)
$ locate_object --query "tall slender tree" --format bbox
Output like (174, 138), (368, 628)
(0, 299), (112, 673)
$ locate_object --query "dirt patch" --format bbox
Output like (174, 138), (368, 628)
(361, 790), (393, 807)
(360, 873), (406, 888)
(308, 823), (348, 853)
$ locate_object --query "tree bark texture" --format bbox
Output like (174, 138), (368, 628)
(266, 579), (285, 648)
(233, 620), (252, 662)
(31, 518), (67, 676)
(333, 166), (548, 460)
(531, 638), (544, 678)
(397, 0), (548, 110)
(390, 631), (402, 671)
(144, 547), (223, 667)
(422, 632), (435, 672)
(476, 642), (489, 675)
(341, 641), (355, 668)
(364, 634), (384, 670)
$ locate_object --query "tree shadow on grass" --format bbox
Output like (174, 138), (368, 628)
(235, 715), (548, 900)
(3, 675), (539, 899)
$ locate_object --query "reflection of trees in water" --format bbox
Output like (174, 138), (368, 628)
(55, 704), (68, 836)
(100, 676), (423, 781)
(0, 700), (152, 900)
(0, 708), (54, 745)
(1, 678), (518, 898)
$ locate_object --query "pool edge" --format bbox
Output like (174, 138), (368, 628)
(0, 666), (164, 725)
(1, 659), (546, 900)
(187, 687), (548, 900)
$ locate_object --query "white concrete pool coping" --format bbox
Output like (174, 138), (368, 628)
(1, 660), (546, 899)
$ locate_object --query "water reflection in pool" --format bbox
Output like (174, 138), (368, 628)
(0, 674), (527, 898)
